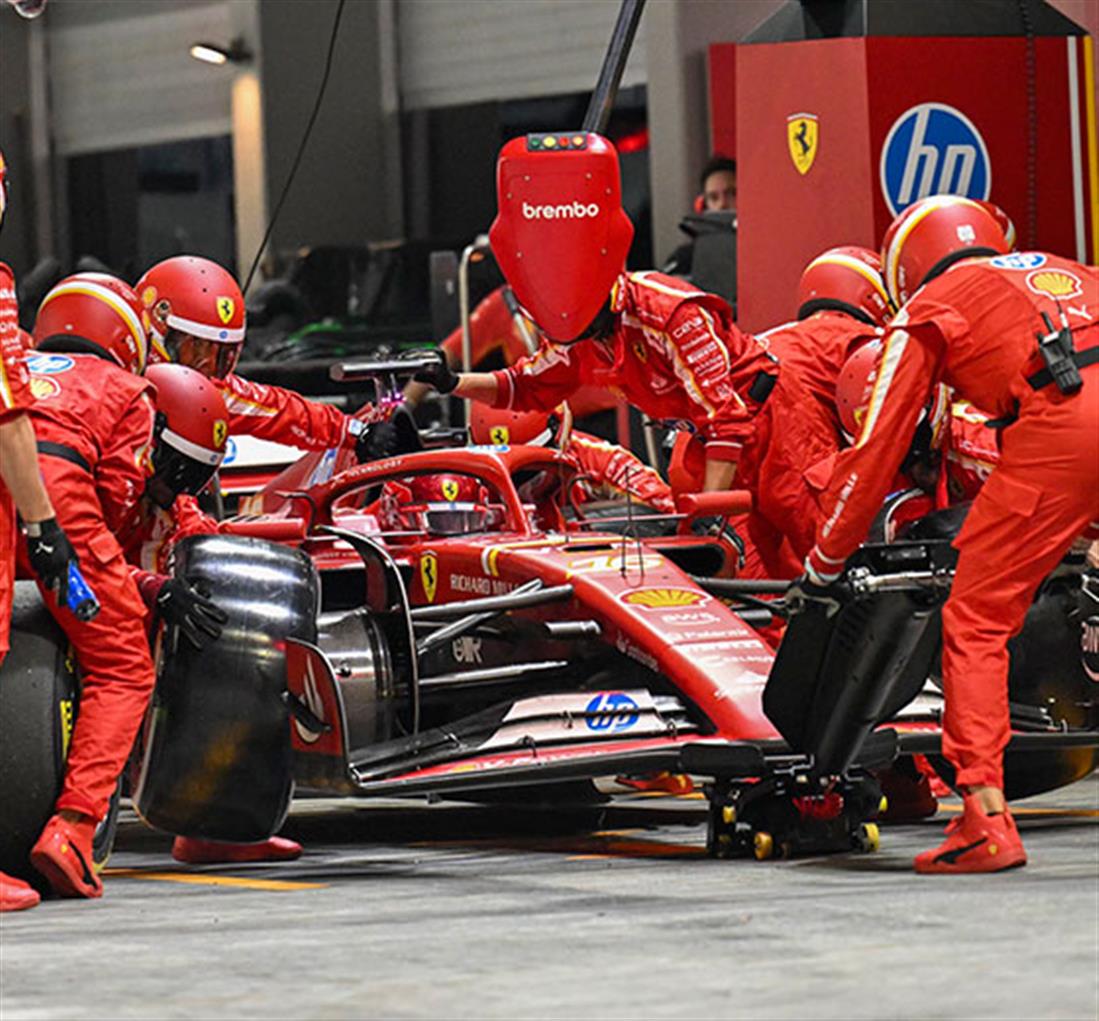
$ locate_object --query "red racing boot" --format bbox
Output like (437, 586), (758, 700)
(30, 814), (103, 899)
(171, 835), (303, 864)
(0, 872), (41, 912)
(914, 795), (1027, 875)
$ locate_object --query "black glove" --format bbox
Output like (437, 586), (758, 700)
(786, 571), (843, 618)
(355, 421), (400, 463)
(412, 350), (459, 395)
(25, 518), (80, 610)
(156, 578), (229, 650)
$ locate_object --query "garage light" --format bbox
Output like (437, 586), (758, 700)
(190, 37), (252, 66)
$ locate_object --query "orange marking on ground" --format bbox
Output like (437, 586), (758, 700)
(102, 869), (327, 891)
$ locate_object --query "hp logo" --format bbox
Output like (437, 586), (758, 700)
(585, 692), (640, 733)
(880, 103), (991, 216)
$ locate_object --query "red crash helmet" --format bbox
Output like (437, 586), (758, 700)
(796, 245), (892, 326)
(379, 474), (491, 536)
(145, 363), (229, 508)
(137, 255), (246, 379)
(880, 195), (1009, 308)
(468, 403), (572, 449)
(34, 273), (148, 375)
(835, 339), (881, 441)
(973, 199), (1016, 251)
(489, 132), (634, 342)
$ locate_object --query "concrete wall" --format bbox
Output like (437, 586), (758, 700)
(253, 0), (402, 264)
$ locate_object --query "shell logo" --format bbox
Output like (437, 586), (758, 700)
(1026, 269), (1082, 300)
(29, 376), (60, 400)
(622, 588), (705, 609)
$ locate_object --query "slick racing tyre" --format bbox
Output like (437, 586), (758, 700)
(0, 582), (78, 886)
(134, 536), (319, 843)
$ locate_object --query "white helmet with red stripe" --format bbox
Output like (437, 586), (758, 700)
(33, 273), (148, 374)
(136, 255), (246, 379)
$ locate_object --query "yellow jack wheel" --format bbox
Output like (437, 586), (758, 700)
(721, 805), (737, 825)
(858, 822), (881, 853)
(753, 831), (774, 861)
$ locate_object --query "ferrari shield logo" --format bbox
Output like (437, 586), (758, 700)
(489, 425), (510, 445)
(420, 553), (438, 603)
(787, 113), (818, 175)
(212, 419), (228, 449)
(216, 296), (235, 325)
(441, 479), (460, 502)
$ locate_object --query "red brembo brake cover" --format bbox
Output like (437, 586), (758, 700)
(489, 132), (634, 342)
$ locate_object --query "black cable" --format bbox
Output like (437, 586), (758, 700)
(243, 0), (348, 293)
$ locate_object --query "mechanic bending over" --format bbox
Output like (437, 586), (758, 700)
(796, 195), (1099, 874)
(12, 273), (162, 900)
(116, 364), (304, 867)
(135, 255), (398, 463)
(414, 132), (835, 579)
(0, 153), (96, 913)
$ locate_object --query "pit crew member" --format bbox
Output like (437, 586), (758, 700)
(801, 195), (1099, 873)
(136, 256), (395, 461)
(18, 273), (158, 899)
(0, 152), (91, 913)
(120, 364), (303, 866)
(758, 245), (891, 443)
(415, 133), (834, 578)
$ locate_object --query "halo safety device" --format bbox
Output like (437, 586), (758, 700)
(145, 363), (229, 508)
(34, 273), (149, 375)
(488, 132), (634, 342)
(796, 245), (892, 326)
(136, 255), (246, 378)
(880, 195), (1009, 308)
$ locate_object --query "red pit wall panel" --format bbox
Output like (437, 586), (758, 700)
(733, 34), (1098, 335)
(735, 38), (875, 333)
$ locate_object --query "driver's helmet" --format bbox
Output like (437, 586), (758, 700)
(468, 403), (572, 449)
(379, 474), (492, 536)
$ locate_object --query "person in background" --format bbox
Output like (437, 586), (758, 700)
(662, 155), (737, 279)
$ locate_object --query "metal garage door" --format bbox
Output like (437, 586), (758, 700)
(397, 0), (647, 110)
(47, 0), (234, 156)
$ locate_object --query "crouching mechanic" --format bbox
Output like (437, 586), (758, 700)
(414, 133), (834, 577)
(121, 364), (302, 865)
(17, 273), (158, 899)
(0, 159), (95, 911)
(135, 256), (397, 461)
(801, 195), (1099, 873)
(469, 404), (674, 512)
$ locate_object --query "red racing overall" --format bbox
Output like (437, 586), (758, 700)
(759, 310), (883, 443)
(0, 261), (32, 660)
(16, 352), (158, 820)
(492, 272), (834, 575)
(217, 372), (375, 452)
(808, 254), (1099, 790)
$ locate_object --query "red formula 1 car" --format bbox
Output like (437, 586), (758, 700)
(2, 363), (1097, 877)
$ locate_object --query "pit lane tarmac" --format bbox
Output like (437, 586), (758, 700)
(1, 775), (1096, 1020)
